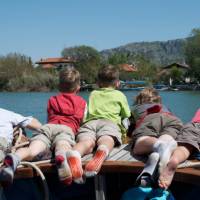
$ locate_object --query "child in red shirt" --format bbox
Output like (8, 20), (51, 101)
(0, 67), (87, 185)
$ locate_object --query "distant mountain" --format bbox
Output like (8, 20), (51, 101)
(100, 38), (186, 66)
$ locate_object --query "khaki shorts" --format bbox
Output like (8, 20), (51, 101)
(132, 113), (183, 144)
(0, 137), (11, 162)
(76, 119), (122, 145)
(31, 124), (75, 149)
(176, 122), (200, 152)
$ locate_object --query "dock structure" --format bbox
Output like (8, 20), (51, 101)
(13, 143), (200, 200)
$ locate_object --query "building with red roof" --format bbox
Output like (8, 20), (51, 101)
(35, 57), (76, 69)
(119, 64), (137, 72)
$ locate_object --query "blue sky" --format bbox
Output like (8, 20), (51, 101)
(0, 0), (200, 62)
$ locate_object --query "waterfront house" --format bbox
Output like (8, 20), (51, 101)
(35, 57), (76, 70)
(159, 62), (190, 86)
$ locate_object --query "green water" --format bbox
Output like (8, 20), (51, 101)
(0, 91), (200, 124)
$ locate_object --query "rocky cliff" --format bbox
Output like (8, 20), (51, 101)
(100, 38), (186, 66)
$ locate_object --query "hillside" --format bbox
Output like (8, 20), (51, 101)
(100, 38), (186, 66)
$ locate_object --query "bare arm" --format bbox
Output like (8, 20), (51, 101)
(25, 118), (42, 130)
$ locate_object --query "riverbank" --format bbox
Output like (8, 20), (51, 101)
(79, 83), (200, 92)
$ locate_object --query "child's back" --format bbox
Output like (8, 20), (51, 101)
(48, 92), (86, 133)
(0, 67), (87, 186)
(87, 88), (130, 128)
(130, 87), (182, 188)
(66, 65), (131, 184)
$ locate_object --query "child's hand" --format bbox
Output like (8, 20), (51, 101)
(122, 118), (130, 130)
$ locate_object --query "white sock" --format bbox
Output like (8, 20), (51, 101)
(154, 140), (177, 173)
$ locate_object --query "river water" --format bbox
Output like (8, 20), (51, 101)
(0, 90), (200, 124)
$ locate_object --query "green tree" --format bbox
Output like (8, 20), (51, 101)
(185, 28), (200, 82)
(0, 53), (33, 90)
(108, 53), (128, 65)
(169, 66), (183, 84)
(134, 55), (158, 83)
(107, 53), (158, 82)
(61, 45), (101, 83)
(0, 53), (58, 91)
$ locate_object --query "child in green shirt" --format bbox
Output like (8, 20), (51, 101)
(66, 65), (131, 184)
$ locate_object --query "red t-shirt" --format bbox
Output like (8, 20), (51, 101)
(47, 92), (87, 134)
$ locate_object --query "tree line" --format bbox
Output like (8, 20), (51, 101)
(0, 28), (200, 92)
(0, 53), (58, 91)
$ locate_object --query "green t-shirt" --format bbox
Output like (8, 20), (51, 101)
(86, 88), (131, 129)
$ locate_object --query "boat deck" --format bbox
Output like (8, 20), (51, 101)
(15, 143), (200, 184)
(13, 143), (200, 200)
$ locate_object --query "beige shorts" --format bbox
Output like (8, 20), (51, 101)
(0, 137), (11, 162)
(176, 122), (200, 152)
(31, 124), (75, 149)
(132, 113), (183, 144)
(76, 119), (122, 145)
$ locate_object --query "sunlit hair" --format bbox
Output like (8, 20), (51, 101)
(59, 67), (80, 92)
(97, 65), (119, 87)
(134, 87), (161, 104)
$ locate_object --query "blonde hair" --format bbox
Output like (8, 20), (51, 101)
(59, 67), (80, 92)
(135, 87), (161, 104)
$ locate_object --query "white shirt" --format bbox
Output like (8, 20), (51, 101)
(0, 108), (33, 145)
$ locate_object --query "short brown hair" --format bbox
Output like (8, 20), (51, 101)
(97, 65), (119, 87)
(135, 87), (161, 104)
(59, 67), (80, 92)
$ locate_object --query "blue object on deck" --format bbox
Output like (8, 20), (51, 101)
(148, 188), (175, 200)
(121, 187), (175, 200)
(121, 187), (152, 200)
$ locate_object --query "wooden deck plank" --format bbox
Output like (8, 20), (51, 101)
(119, 152), (134, 161)
(128, 155), (140, 161)
(108, 150), (129, 161)
(107, 144), (127, 158)
(82, 154), (93, 161)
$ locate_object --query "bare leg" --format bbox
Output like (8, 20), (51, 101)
(15, 140), (47, 161)
(0, 140), (47, 184)
(54, 140), (72, 153)
(134, 135), (176, 156)
(158, 144), (193, 189)
(133, 136), (158, 155)
(73, 137), (95, 156)
(97, 135), (115, 151)
(155, 135), (177, 173)
(85, 135), (115, 177)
